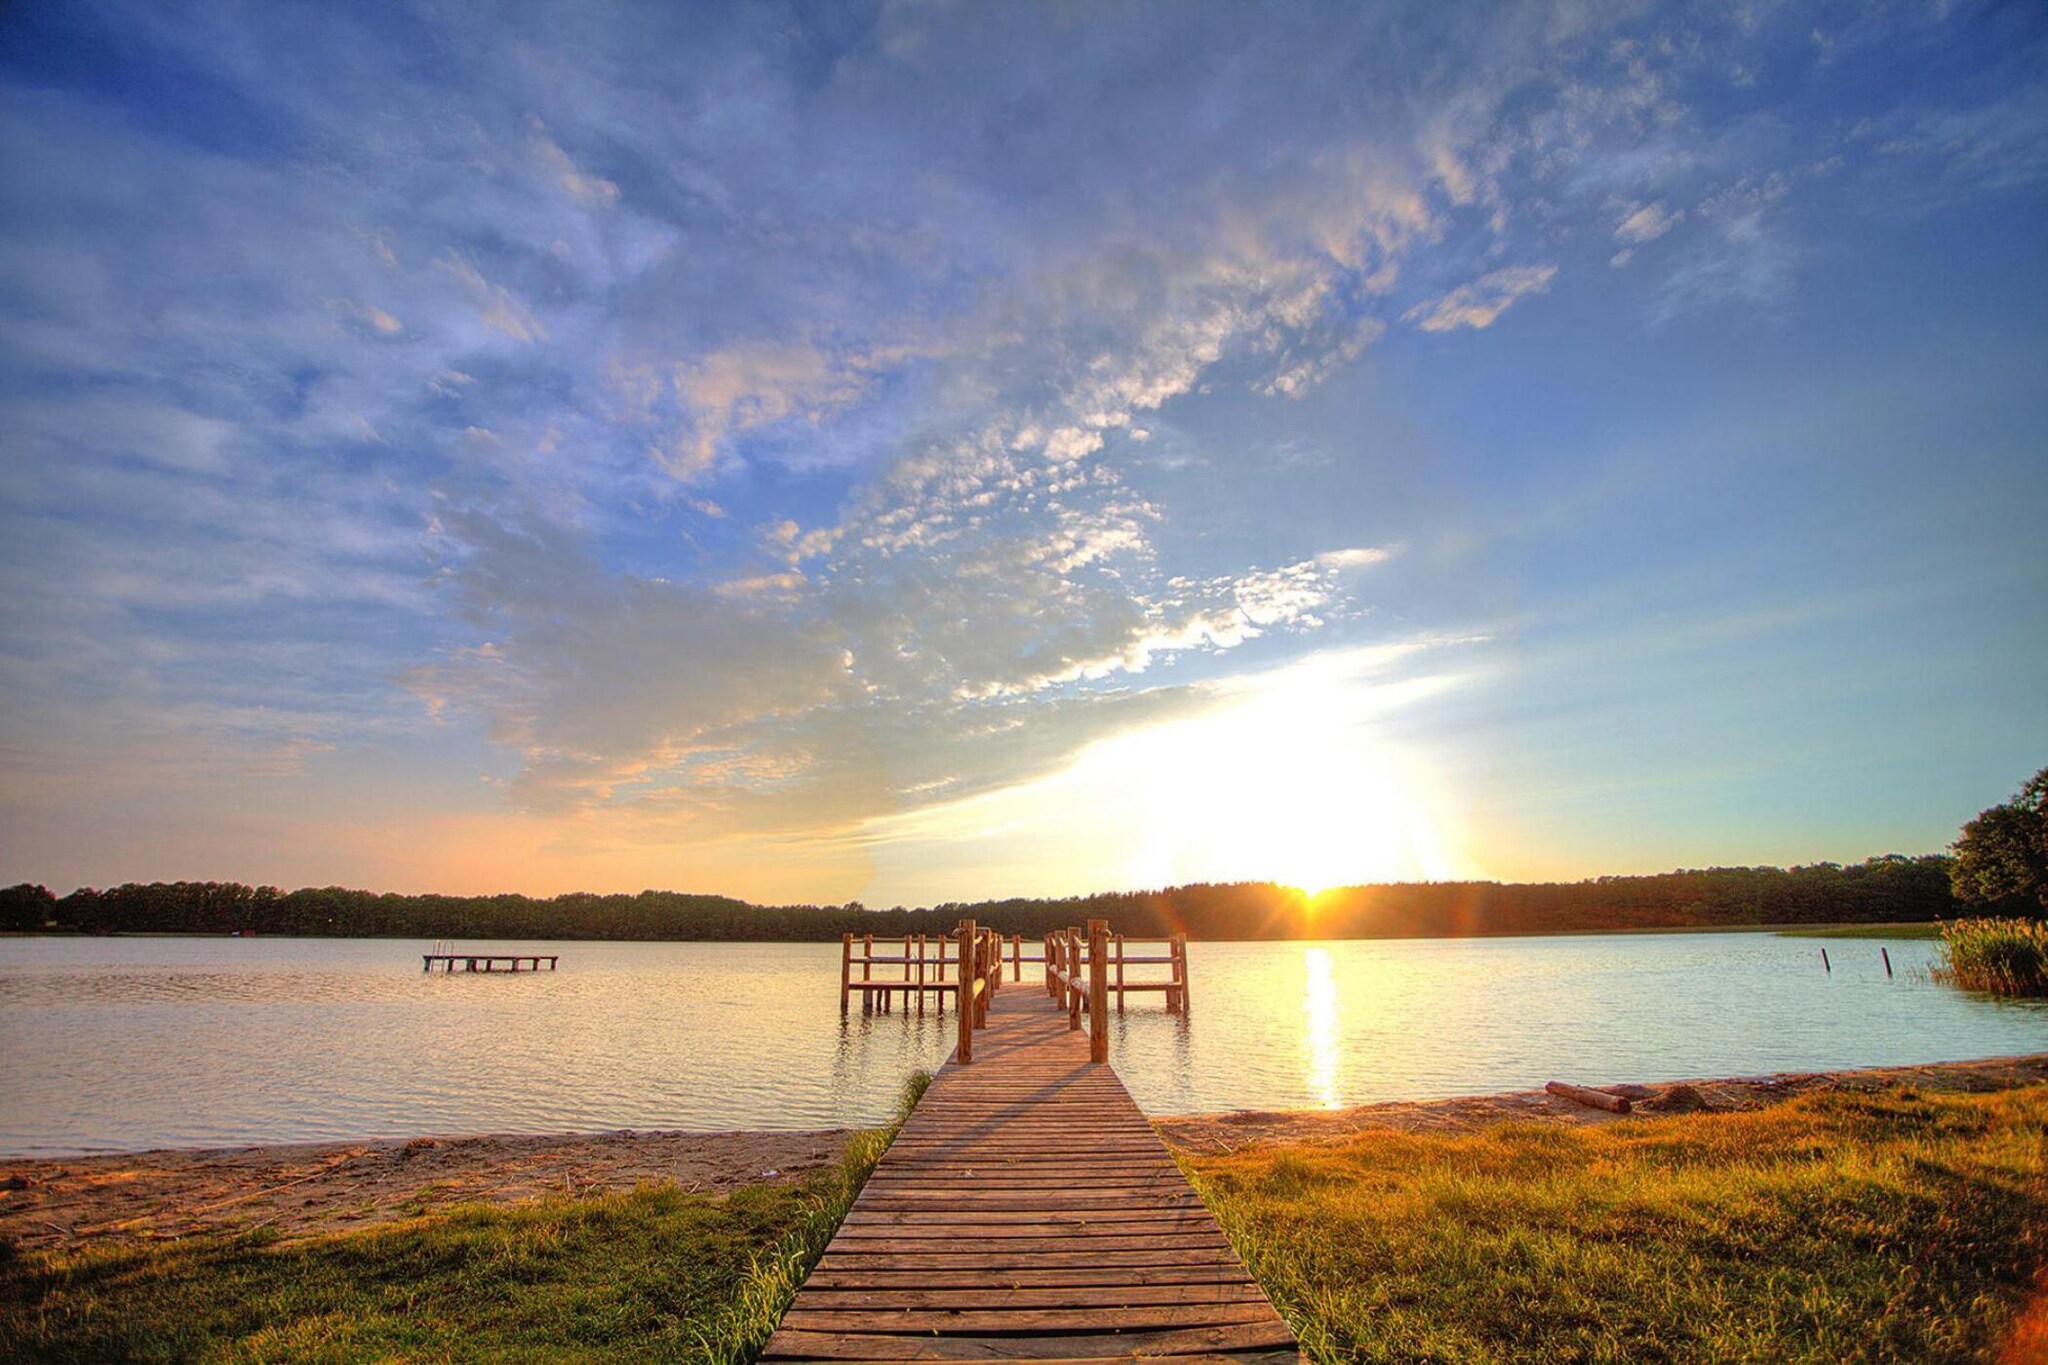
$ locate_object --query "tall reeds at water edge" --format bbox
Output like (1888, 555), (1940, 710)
(1935, 918), (2048, 997)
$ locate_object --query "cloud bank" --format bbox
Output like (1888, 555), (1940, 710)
(2, 0), (2043, 897)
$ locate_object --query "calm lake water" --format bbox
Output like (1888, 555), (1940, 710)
(1, 933), (2043, 1156)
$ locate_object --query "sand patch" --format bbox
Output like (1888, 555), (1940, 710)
(0, 1128), (850, 1253)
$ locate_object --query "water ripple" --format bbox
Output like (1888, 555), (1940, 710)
(0, 934), (2042, 1155)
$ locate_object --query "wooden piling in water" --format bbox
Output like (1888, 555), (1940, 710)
(839, 933), (852, 1015)
(1088, 919), (1110, 1064)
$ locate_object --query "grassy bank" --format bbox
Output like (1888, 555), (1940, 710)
(2, 1075), (927, 1363)
(1935, 917), (2048, 997)
(1182, 1085), (2048, 1363)
(1777, 920), (1942, 939)
(11, 1077), (2042, 1362)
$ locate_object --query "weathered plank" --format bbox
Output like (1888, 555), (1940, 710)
(761, 985), (1297, 1362)
(763, 1322), (1299, 1360)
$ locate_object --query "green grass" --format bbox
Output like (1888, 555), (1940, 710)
(1776, 921), (1942, 940)
(2, 1071), (930, 1364)
(1934, 917), (2048, 997)
(1181, 1086), (2048, 1363)
(15, 1073), (2041, 1361)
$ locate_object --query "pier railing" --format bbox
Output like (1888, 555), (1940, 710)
(839, 919), (1189, 1066)
(1045, 927), (1189, 1016)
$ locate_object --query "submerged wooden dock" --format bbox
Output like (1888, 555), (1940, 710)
(420, 953), (558, 973)
(766, 921), (1297, 1362)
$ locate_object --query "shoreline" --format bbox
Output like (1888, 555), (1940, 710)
(0, 1129), (855, 1254)
(6, 1053), (2043, 1255)
(0, 919), (1945, 942)
(1153, 1051), (2048, 1152)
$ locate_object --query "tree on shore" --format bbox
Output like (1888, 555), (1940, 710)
(1950, 766), (2048, 913)
(8, 857), (1959, 940)
(0, 882), (56, 931)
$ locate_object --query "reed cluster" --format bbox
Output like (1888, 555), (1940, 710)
(1935, 916), (2048, 996)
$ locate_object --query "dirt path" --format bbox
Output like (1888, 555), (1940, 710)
(1153, 1053), (2048, 1153)
(0, 1128), (850, 1254)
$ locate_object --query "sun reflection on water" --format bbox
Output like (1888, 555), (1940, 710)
(1302, 946), (1343, 1108)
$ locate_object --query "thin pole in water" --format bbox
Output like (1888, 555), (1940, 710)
(1882, 947), (1893, 978)
(1821, 948), (1831, 973)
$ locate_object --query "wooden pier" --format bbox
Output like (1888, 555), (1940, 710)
(420, 953), (558, 973)
(768, 921), (1294, 1362)
(841, 929), (1190, 1017)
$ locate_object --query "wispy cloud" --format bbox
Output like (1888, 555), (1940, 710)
(3, 0), (2042, 896)
(1404, 265), (1559, 332)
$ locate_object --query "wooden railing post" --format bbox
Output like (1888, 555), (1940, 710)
(957, 919), (975, 1064)
(1088, 919), (1109, 1064)
(1175, 933), (1191, 1015)
(862, 933), (874, 1015)
(1067, 929), (1083, 1031)
(973, 931), (987, 1026)
(981, 931), (994, 1023)
(1115, 932), (1125, 1015)
(840, 932), (852, 1015)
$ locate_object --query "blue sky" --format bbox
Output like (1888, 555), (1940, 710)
(1, 0), (2043, 904)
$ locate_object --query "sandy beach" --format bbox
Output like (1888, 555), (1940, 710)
(0, 1128), (853, 1254)
(5, 1053), (2043, 1255)
(1153, 1052), (2048, 1151)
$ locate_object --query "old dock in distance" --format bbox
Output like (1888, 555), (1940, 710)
(420, 952), (558, 973)
(767, 920), (1295, 1362)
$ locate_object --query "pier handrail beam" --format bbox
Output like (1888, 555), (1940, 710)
(1043, 928), (1190, 1016)
(836, 926), (1030, 1018)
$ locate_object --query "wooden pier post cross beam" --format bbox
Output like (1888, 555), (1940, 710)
(420, 953), (558, 973)
(767, 929), (1295, 1362)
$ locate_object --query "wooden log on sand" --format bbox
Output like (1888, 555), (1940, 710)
(1546, 1080), (1632, 1113)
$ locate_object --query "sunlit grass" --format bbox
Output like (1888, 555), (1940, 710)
(3, 1185), (807, 1362)
(2, 1071), (931, 1364)
(1180, 1086), (2048, 1363)
(1934, 917), (2048, 997)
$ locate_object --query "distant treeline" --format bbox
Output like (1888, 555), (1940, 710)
(0, 854), (1973, 941)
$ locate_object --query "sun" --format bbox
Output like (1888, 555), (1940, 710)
(1062, 648), (1465, 893)
(855, 645), (1471, 903)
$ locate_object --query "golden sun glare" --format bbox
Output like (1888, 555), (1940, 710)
(1061, 654), (1464, 893)
(858, 647), (1472, 902)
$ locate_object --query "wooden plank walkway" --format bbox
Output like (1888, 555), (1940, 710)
(762, 987), (1299, 1362)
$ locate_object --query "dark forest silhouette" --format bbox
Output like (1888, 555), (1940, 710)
(0, 854), (1963, 940)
